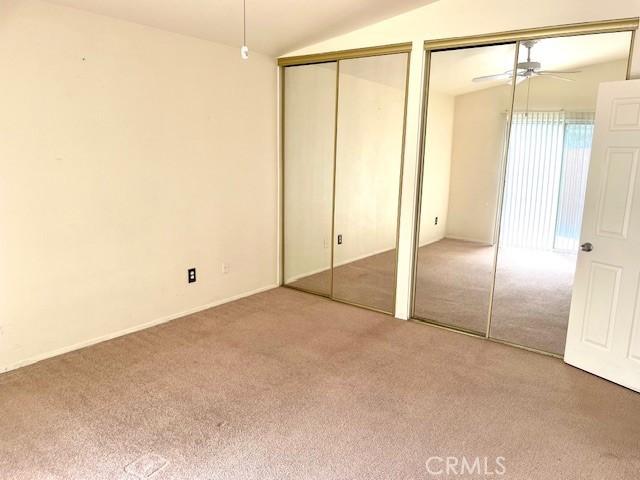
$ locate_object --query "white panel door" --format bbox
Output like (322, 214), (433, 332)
(565, 79), (640, 392)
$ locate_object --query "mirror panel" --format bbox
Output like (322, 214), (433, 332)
(490, 31), (633, 354)
(332, 53), (409, 312)
(413, 43), (517, 333)
(283, 62), (337, 295)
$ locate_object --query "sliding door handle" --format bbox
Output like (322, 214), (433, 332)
(581, 242), (593, 252)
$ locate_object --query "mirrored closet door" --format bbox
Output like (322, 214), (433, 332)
(283, 52), (409, 314)
(333, 53), (408, 312)
(283, 62), (337, 297)
(413, 42), (517, 334)
(489, 31), (633, 355)
(413, 28), (634, 355)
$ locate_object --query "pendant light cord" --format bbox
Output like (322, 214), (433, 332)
(243, 0), (246, 46)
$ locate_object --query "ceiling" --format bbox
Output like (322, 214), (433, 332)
(429, 31), (633, 96)
(45, 0), (438, 57)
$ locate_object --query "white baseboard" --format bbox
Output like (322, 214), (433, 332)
(286, 265), (330, 283)
(443, 235), (494, 246)
(418, 235), (445, 248)
(286, 245), (396, 283)
(334, 245), (394, 267)
(0, 283), (278, 375)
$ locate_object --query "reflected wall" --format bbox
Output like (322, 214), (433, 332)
(283, 63), (337, 296)
(333, 53), (408, 312)
(282, 53), (409, 314)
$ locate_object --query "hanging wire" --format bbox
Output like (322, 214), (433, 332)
(240, 0), (248, 59)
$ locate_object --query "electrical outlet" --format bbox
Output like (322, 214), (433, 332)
(434, 216), (438, 225)
(222, 263), (230, 274)
(337, 234), (343, 245)
(188, 268), (196, 283)
(323, 238), (329, 249)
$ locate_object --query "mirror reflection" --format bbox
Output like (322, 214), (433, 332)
(283, 54), (408, 314)
(413, 43), (517, 333)
(490, 31), (632, 354)
(283, 62), (337, 296)
(332, 53), (408, 312)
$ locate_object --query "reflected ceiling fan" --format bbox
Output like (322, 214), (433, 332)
(472, 40), (581, 84)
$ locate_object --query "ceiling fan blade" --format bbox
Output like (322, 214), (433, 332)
(508, 75), (528, 86)
(537, 70), (581, 74)
(537, 73), (574, 82)
(472, 72), (512, 83)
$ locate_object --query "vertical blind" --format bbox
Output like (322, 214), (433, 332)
(554, 117), (594, 251)
(500, 111), (594, 252)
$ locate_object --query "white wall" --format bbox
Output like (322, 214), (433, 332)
(0, 0), (278, 372)
(445, 84), (512, 244)
(281, 0), (639, 319)
(512, 59), (629, 111)
(418, 91), (454, 246)
(333, 54), (407, 266)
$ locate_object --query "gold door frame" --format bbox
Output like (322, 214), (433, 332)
(410, 18), (639, 357)
(277, 43), (412, 67)
(279, 45), (412, 315)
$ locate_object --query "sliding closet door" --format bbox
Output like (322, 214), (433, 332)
(332, 54), (408, 313)
(283, 63), (337, 296)
(489, 32), (633, 354)
(413, 43), (517, 333)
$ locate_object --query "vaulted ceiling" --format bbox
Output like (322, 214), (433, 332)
(45, 0), (439, 56)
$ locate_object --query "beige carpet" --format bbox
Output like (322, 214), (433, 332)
(288, 249), (397, 313)
(1, 288), (639, 479)
(491, 246), (576, 355)
(292, 238), (574, 354)
(414, 239), (495, 334)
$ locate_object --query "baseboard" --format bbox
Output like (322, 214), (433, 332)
(334, 246), (394, 267)
(418, 236), (445, 248)
(0, 283), (278, 375)
(286, 265), (331, 283)
(444, 235), (494, 246)
(286, 245), (396, 283)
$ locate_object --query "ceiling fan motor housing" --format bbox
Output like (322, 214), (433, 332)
(517, 60), (541, 70)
